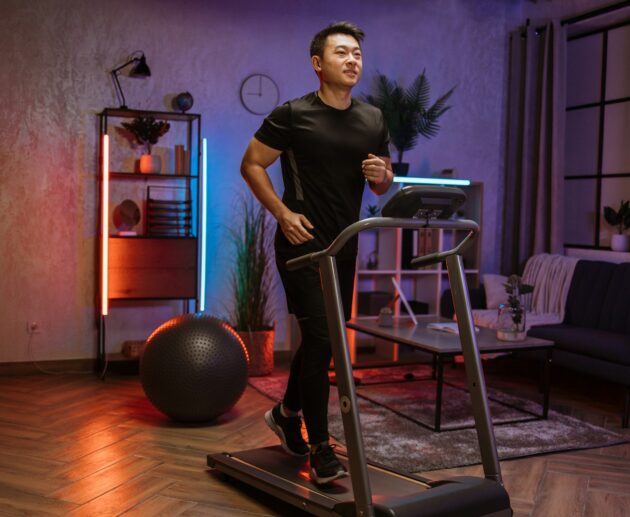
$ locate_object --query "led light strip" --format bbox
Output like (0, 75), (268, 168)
(101, 134), (109, 316)
(199, 138), (208, 312)
(393, 176), (470, 186)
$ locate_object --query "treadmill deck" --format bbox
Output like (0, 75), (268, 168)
(208, 446), (510, 517)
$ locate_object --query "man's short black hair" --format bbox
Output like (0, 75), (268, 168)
(309, 21), (365, 58)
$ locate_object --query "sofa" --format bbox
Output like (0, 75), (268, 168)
(441, 257), (630, 428)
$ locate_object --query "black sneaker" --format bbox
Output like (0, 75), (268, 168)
(264, 403), (309, 456)
(310, 443), (348, 485)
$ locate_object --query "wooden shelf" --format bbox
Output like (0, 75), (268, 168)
(109, 171), (197, 179)
(100, 108), (201, 122)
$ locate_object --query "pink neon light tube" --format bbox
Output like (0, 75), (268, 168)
(101, 135), (109, 315)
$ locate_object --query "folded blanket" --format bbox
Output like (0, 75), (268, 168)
(470, 254), (578, 330)
(522, 253), (579, 316)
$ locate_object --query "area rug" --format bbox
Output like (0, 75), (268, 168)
(248, 365), (627, 473)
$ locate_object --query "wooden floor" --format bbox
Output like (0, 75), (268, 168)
(0, 358), (629, 516)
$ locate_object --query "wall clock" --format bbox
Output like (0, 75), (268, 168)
(239, 73), (279, 115)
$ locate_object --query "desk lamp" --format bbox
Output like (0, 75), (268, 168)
(110, 52), (151, 109)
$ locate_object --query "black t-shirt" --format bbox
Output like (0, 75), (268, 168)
(255, 91), (390, 260)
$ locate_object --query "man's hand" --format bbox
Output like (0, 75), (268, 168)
(362, 153), (388, 184)
(276, 208), (315, 245)
(362, 153), (393, 195)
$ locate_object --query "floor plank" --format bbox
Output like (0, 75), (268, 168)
(531, 471), (589, 516)
(0, 357), (627, 516)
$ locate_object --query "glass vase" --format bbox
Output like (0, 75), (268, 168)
(496, 303), (526, 341)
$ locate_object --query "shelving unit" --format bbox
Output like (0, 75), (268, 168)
(354, 182), (483, 317)
(349, 182), (483, 364)
(97, 108), (206, 372)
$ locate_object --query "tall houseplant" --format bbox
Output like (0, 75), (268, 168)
(365, 71), (454, 175)
(604, 200), (630, 252)
(227, 196), (276, 375)
(121, 116), (170, 173)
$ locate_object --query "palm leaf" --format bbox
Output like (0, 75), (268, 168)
(363, 71), (455, 161)
(417, 86), (455, 139)
(404, 70), (431, 113)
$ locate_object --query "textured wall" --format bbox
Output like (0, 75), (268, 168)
(0, 0), (601, 362)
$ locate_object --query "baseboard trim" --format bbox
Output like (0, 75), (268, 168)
(0, 352), (294, 376)
(0, 359), (97, 376)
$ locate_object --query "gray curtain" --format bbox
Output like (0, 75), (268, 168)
(500, 21), (567, 275)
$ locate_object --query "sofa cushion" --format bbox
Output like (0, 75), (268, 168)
(483, 274), (508, 309)
(598, 262), (630, 335)
(528, 324), (630, 365)
(563, 260), (616, 329)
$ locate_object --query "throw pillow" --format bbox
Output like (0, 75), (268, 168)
(483, 274), (508, 309)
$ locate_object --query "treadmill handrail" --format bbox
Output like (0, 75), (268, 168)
(410, 230), (476, 268)
(286, 217), (479, 271)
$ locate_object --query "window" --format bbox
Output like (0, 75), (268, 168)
(564, 21), (630, 249)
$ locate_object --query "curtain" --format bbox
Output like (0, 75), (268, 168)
(500, 21), (567, 275)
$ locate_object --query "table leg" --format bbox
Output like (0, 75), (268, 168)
(435, 356), (444, 432)
(542, 349), (552, 419)
(623, 386), (629, 429)
(431, 355), (437, 380)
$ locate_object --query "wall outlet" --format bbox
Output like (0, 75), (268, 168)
(26, 321), (41, 334)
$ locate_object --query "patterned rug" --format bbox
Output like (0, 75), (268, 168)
(248, 364), (627, 473)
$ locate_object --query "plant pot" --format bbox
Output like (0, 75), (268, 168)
(610, 234), (630, 252)
(139, 154), (162, 174)
(237, 329), (275, 376)
(391, 162), (409, 176)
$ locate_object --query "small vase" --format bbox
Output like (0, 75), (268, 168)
(496, 303), (526, 341)
(139, 154), (161, 174)
(611, 234), (630, 252)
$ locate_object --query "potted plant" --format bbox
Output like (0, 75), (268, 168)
(364, 71), (454, 175)
(496, 274), (534, 341)
(226, 195), (276, 376)
(604, 200), (630, 252)
(121, 116), (170, 173)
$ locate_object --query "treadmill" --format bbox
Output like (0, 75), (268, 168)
(208, 186), (512, 517)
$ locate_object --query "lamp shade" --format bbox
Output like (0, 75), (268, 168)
(130, 54), (151, 77)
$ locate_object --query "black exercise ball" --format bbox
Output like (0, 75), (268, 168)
(140, 314), (249, 422)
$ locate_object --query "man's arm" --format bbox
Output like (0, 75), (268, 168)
(362, 154), (394, 195)
(241, 137), (315, 245)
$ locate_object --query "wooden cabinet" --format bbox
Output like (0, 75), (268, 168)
(97, 108), (205, 370)
(108, 237), (197, 299)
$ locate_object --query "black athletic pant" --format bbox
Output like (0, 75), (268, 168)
(276, 254), (356, 445)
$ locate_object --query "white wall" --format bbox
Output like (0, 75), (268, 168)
(3, 0), (604, 362)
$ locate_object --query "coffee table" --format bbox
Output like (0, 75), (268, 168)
(347, 316), (554, 432)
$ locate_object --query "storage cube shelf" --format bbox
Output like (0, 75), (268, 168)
(353, 182), (483, 319)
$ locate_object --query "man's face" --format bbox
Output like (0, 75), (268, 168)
(313, 33), (362, 88)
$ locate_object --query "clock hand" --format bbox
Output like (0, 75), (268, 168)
(258, 75), (262, 96)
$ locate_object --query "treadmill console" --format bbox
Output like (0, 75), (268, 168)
(381, 186), (467, 220)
